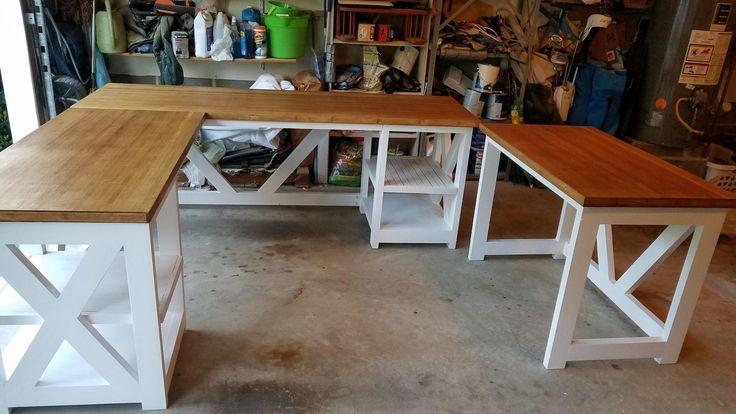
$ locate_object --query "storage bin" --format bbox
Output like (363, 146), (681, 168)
(264, 13), (309, 58)
(705, 144), (736, 193)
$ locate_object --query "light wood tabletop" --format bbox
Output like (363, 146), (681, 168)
(74, 83), (478, 127)
(480, 123), (736, 208)
(0, 108), (204, 223)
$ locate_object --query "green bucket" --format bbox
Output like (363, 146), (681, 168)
(267, 1), (297, 16)
(264, 14), (309, 59)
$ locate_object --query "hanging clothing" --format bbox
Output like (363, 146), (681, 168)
(153, 16), (184, 85)
(568, 63), (627, 135)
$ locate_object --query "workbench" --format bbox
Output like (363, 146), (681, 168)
(0, 108), (201, 412)
(469, 123), (736, 369)
(76, 84), (478, 247)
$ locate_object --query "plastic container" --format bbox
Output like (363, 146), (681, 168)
(230, 16), (241, 58)
(254, 26), (268, 59)
(95, 0), (127, 53)
(267, 1), (297, 16)
(705, 144), (736, 193)
(264, 13), (309, 59)
(214, 12), (226, 42)
(194, 11), (213, 57)
(242, 7), (261, 25)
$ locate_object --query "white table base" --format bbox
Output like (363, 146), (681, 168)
(0, 182), (185, 412)
(469, 136), (728, 369)
(181, 120), (473, 248)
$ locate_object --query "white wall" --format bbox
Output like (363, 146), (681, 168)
(0, 0), (40, 141)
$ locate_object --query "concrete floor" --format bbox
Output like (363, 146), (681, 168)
(19, 182), (736, 413)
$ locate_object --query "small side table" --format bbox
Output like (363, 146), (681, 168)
(469, 123), (736, 369)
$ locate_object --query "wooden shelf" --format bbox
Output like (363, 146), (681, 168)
(333, 38), (427, 47)
(366, 156), (456, 194)
(337, 6), (432, 15)
(109, 53), (297, 64)
(363, 192), (451, 232)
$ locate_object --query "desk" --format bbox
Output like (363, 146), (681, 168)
(77, 84), (477, 247)
(469, 123), (736, 369)
(0, 108), (201, 411)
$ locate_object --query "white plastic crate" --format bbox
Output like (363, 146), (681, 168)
(705, 144), (736, 193)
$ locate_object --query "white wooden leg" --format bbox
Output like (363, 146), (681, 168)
(359, 131), (373, 215)
(656, 213), (726, 364)
(316, 132), (330, 184)
(370, 127), (391, 248)
(552, 202), (576, 259)
(124, 225), (167, 410)
(155, 182), (183, 257)
(468, 137), (501, 260)
(445, 129), (472, 248)
(596, 224), (615, 282)
(543, 208), (598, 369)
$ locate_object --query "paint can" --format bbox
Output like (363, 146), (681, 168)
(484, 92), (508, 120)
(462, 88), (484, 117)
(391, 46), (419, 76)
(254, 26), (267, 58)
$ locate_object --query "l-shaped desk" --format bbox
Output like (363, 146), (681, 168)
(0, 84), (734, 413)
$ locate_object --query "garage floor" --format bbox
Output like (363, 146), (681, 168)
(19, 181), (736, 413)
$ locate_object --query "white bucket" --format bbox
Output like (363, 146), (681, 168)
(392, 46), (419, 75)
(476, 63), (500, 89)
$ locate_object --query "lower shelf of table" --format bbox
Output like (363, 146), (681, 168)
(362, 193), (451, 232)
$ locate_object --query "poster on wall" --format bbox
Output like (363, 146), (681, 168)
(678, 30), (733, 85)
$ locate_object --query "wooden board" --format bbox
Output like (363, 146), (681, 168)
(75, 83), (478, 127)
(480, 123), (736, 208)
(0, 108), (204, 223)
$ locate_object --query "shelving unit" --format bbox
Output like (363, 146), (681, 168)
(360, 126), (473, 248)
(326, 1), (436, 95)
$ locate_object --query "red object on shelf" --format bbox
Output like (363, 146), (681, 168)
(376, 24), (391, 42)
(333, 5), (433, 44)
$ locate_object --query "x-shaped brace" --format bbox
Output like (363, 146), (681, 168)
(0, 243), (137, 391)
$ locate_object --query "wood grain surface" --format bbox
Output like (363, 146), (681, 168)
(0, 108), (204, 223)
(75, 83), (478, 127)
(480, 123), (736, 208)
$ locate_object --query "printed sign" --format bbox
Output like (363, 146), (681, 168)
(679, 30), (733, 85)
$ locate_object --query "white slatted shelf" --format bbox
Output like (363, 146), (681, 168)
(366, 156), (456, 194)
(0, 251), (182, 325)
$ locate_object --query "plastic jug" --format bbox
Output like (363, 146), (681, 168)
(194, 10), (213, 57)
(95, 0), (126, 54)
(214, 12), (226, 42)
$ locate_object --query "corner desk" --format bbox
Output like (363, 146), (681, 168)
(469, 123), (736, 369)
